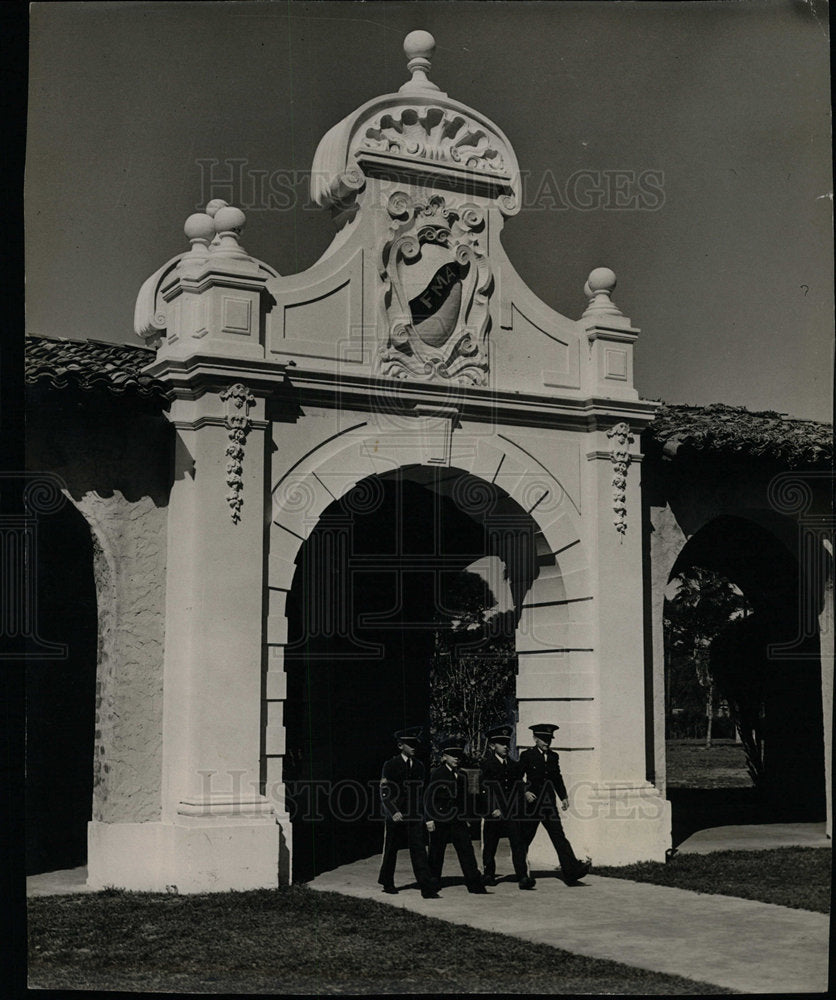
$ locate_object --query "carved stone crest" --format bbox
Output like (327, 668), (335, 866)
(377, 193), (492, 385)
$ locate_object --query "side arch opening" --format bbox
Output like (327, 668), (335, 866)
(26, 498), (98, 875)
(663, 513), (826, 846)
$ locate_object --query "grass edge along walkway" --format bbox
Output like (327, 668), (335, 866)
(595, 846), (831, 913)
(27, 885), (733, 995)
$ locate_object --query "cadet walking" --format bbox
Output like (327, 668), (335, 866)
(519, 723), (591, 885)
(480, 724), (536, 890)
(424, 737), (487, 893)
(378, 727), (440, 898)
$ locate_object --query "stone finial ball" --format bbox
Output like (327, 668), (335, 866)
(213, 205), (246, 233)
(587, 267), (617, 293)
(205, 199), (229, 218)
(184, 213), (215, 242)
(404, 30), (435, 62)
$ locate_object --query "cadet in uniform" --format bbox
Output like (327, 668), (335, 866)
(518, 723), (591, 885)
(424, 737), (487, 894)
(378, 727), (440, 898)
(479, 724), (536, 890)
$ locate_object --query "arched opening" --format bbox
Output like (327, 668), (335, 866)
(664, 514), (825, 845)
(282, 465), (539, 883)
(26, 498), (98, 874)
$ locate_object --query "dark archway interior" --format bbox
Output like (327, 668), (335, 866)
(283, 467), (536, 882)
(666, 514), (825, 842)
(26, 500), (98, 874)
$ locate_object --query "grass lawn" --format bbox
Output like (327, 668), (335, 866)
(27, 886), (731, 995)
(665, 739), (752, 789)
(596, 847), (831, 913)
(664, 739), (826, 845)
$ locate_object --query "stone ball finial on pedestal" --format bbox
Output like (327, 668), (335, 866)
(214, 205), (246, 235)
(212, 205), (248, 258)
(400, 30), (441, 94)
(582, 266), (623, 318)
(184, 212), (215, 256)
(205, 199), (229, 218)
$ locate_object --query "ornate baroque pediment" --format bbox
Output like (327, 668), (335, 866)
(377, 192), (492, 385)
(356, 105), (508, 176)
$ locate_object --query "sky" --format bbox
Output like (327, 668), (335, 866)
(26, 0), (833, 422)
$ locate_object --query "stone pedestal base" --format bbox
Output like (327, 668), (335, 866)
(526, 783), (671, 871)
(87, 819), (283, 893)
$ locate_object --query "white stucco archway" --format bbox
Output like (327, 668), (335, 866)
(261, 419), (628, 880)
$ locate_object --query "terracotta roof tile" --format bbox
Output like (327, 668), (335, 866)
(25, 335), (168, 401)
(645, 402), (832, 468)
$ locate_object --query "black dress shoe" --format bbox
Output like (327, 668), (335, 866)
(518, 876), (536, 890)
(468, 884), (488, 894)
(482, 874), (498, 887)
(564, 862), (591, 886)
(421, 889), (440, 899)
(382, 886), (398, 895)
(574, 859), (592, 879)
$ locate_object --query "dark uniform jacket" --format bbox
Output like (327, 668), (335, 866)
(423, 763), (469, 823)
(480, 753), (524, 818)
(380, 754), (425, 820)
(518, 746), (568, 808)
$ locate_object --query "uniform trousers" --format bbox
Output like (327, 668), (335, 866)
(522, 807), (585, 882)
(428, 819), (481, 886)
(378, 818), (434, 889)
(482, 817), (529, 880)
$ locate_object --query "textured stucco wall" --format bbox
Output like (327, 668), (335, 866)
(27, 388), (170, 824)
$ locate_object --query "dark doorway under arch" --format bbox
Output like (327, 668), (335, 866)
(664, 514), (825, 844)
(26, 499), (98, 874)
(282, 467), (535, 883)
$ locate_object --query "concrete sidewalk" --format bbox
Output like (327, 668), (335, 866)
(27, 866), (93, 897)
(677, 822), (831, 854)
(28, 826), (832, 994)
(310, 849), (830, 995)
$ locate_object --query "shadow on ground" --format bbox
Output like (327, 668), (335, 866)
(669, 787), (825, 848)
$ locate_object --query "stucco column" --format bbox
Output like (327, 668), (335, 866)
(90, 205), (282, 891)
(159, 389), (270, 815)
(576, 424), (670, 863)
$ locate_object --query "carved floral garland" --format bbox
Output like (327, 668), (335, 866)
(221, 383), (255, 524)
(607, 422), (634, 536)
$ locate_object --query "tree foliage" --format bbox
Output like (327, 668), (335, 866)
(429, 570), (516, 765)
(664, 568), (752, 748)
(710, 615), (769, 788)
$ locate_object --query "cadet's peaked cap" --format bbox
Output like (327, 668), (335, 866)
(487, 724), (513, 742)
(394, 726), (423, 745)
(529, 723), (559, 738)
(439, 736), (466, 756)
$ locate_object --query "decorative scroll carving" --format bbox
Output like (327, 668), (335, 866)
(607, 422), (634, 536)
(358, 106), (508, 176)
(133, 254), (185, 348)
(221, 383), (256, 524)
(377, 193), (492, 385)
